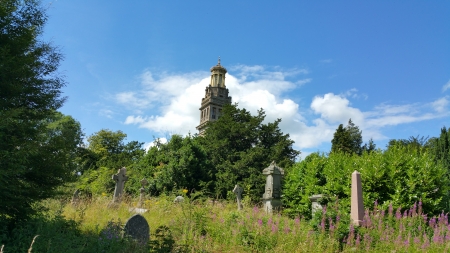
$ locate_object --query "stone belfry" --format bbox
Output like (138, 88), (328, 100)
(196, 58), (232, 135)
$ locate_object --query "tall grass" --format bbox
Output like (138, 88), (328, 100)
(1, 195), (450, 252)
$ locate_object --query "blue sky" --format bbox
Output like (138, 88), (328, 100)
(42, 1), (450, 157)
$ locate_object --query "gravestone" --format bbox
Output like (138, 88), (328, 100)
(138, 178), (149, 208)
(124, 214), (150, 244)
(351, 170), (364, 226)
(232, 184), (244, 210)
(71, 189), (80, 206)
(112, 167), (128, 203)
(262, 161), (284, 213)
(309, 194), (325, 216)
(174, 196), (184, 203)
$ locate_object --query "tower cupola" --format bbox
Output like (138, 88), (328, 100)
(210, 57), (227, 88)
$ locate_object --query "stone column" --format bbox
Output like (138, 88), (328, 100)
(350, 170), (364, 226)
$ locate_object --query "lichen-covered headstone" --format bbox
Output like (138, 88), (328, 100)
(174, 196), (184, 203)
(124, 214), (150, 244)
(262, 161), (284, 213)
(232, 184), (244, 210)
(112, 167), (128, 202)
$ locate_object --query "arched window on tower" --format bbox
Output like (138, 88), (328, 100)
(219, 74), (223, 86)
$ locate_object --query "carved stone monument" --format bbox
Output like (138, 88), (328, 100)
(309, 194), (325, 216)
(124, 214), (150, 245)
(232, 184), (244, 210)
(351, 170), (364, 226)
(262, 161), (284, 213)
(112, 167), (128, 203)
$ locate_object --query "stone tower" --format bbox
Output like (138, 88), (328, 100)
(196, 58), (232, 135)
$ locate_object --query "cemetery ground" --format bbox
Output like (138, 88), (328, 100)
(2, 194), (450, 252)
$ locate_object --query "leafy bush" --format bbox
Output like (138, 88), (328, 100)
(284, 145), (450, 219)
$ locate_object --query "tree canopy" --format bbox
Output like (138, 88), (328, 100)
(76, 129), (145, 172)
(331, 119), (375, 155)
(0, 0), (81, 220)
(200, 104), (300, 200)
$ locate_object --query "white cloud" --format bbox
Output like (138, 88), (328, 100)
(119, 65), (308, 138)
(431, 97), (449, 113)
(311, 93), (364, 125)
(442, 79), (450, 92)
(113, 65), (448, 152)
(99, 109), (114, 119)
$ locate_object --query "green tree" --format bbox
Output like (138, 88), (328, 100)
(77, 129), (145, 171)
(331, 124), (352, 154)
(201, 104), (300, 200)
(0, 0), (78, 219)
(346, 119), (363, 154)
(361, 138), (376, 153)
(331, 119), (367, 155)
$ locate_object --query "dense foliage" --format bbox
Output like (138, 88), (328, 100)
(76, 129), (145, 173)
(284, 145), (450, 218)
(76, 104), (300, 202)
(0, 0), (82, 220)
(200, 104), (300, 200)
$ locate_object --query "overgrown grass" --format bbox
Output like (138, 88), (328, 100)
(1, 195), (450, 252)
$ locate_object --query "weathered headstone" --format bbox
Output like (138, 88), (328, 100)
(71, 189), (80, 206)
(174, 196), (184, 203)
(262, 161), (284, 213)
(232, 184), (244, 210)
(124, 214), (150, 244)
(138, 178), (149, 208)
(309, 194), (324, 216)
(112, 167), (128, 203)
(351, 170), (364, 226)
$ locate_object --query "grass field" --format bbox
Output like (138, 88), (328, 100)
(1, 194), (450, 252)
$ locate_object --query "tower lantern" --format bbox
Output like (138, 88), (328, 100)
(210, 57), (227, 88)
(196, 58), (232, 135)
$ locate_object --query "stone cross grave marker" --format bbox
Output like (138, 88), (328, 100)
(232, 184), (244, 210)
(351, 170), (364, 226)
(124, 214), (150, 245)
(112, 167), (128, 202)
(138, 178), (149, 208)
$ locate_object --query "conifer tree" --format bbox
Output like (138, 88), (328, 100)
(0, 0), (80, 220)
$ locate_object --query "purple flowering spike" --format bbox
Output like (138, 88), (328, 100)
(388, 203), (393, 216)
